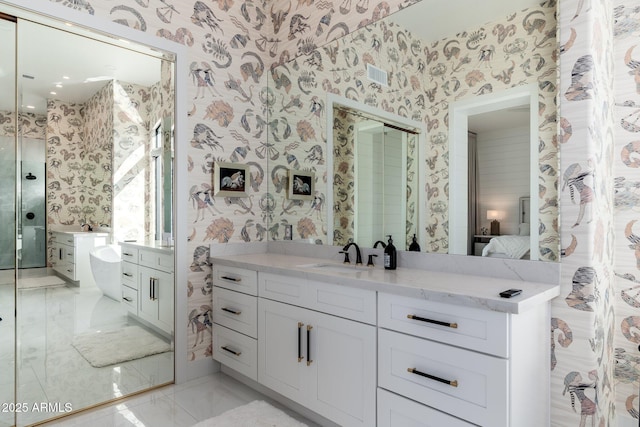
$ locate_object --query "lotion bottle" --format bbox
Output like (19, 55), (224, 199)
(384, 235), (397, 270)
(409, 234), (421, 251)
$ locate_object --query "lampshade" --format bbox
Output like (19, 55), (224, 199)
(487, 210), (499, 220)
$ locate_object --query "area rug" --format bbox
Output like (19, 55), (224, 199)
(192, 401), (308, 427)
(18, 275), (66, 289)
(71, 325), (171, 368)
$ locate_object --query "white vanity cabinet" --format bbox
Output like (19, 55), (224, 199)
(212, 266), (259, 381)
(257, 273), (376, 427)
(119, 243), (174, 335)
(51, 231), (106, 286)
(377, 293), (550, 426)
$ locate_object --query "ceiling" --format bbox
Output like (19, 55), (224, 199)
(1, 18), (161, 115)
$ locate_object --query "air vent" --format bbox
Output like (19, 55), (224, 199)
(367, 64), (388, 86)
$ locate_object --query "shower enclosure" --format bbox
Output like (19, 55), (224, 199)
(18, 142), (46, 269)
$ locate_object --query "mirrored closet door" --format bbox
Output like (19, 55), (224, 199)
(0, 6), (178, 425)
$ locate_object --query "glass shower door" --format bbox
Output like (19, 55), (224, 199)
(19, 156), (46, 269)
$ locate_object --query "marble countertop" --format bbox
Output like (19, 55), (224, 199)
(52, 230), (109, 237)
(210, 253), (560, 314)
(119, 240), (174, 253)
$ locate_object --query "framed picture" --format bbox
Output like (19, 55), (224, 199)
(213, 162), (248, 197)
(288, 169), (314, 201)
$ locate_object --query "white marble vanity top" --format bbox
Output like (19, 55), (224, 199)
(119, 240), (174, 254)
(210, 252), (560, 314)
(53, 230), (109, 237)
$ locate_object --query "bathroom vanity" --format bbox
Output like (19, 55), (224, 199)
(119, 242), (174, 335)
(51, 230), (108, 287)
(210, 250), (559, 427)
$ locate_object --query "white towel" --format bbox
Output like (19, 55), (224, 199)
(482, 235), (530, 259)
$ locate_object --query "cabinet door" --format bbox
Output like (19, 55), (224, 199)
(257, 298), (309, 404)
(308, 309), (376, 427)
(139, 265), (173, 334)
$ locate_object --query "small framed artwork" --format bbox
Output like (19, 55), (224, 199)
(288, 169), (314, 201)
(214, 162), (248, 197)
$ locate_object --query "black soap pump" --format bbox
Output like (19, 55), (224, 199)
(409, 234), (421, 251)
(384, 235), (397, 270)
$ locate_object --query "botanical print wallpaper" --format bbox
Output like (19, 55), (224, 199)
(267, 2), (559, 259)
(41, 0), (640, 423)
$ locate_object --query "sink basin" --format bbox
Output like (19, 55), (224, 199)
(297, 262), (371, 273)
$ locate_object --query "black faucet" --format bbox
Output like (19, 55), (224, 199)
(373, 240), (386, 249)
(341, 242), (363, 265)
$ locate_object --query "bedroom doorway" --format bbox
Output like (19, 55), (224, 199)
(448, 84), (539, 260)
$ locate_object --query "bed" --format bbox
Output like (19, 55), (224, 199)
(481, 197), (531, 259)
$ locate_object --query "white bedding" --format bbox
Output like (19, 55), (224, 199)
(482, 235), (530, 259)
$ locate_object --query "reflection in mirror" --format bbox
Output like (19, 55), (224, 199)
(1, 15), (176, 425)
(328, 97), (424, 249)
(267, 0), (559, 261)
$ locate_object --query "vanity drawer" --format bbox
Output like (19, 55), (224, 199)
(121, 261), (138, 287)
(121, 284), (137, 315)
(213, 266), (258, 296)
(377, 388), (474, 427)
(120, 246), (139, 263)
(258, 272), (376, 323)
(139, 249), (173, 273)
(213, 324), (257, 381)
(378, 329), (508, 427)
(54, 262), (75, 281)
(213, 286), (258, 338)
(378, 293), (509, 357)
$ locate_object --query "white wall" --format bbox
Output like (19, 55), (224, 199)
(476, 125), (530, 235)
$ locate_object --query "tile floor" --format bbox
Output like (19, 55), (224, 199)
(1, 270), (316, 427)
(37, 372), (317, 427)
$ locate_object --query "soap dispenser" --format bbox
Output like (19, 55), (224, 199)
(409, 234), (421, 251)
(384, 235), (397, 270)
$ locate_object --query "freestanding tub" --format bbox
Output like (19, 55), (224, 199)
(89, 245), (121, 301)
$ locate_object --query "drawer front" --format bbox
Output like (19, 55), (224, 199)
(139, 249), (174, 273)
(121, 261), (138, 287)
(378, 293), (509, 357)
(258, 272), (306, 306)
(213, 324), (257, 381)
(213, 265), (258, 296)
(121, 284), (138, 315)
(120, 246), (139, 263)
(61, 245), (75, 264)
(309, 279), (376, 324)
(54, 262), (75, 281)
(213, 287), (258, 338)
(377, 388), (474, 427)
(378, 329), (508, 427)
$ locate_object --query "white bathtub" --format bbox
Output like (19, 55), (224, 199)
(89, 245), (121, 301)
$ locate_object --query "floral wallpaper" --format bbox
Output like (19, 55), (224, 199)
(35, 0), (640, 423)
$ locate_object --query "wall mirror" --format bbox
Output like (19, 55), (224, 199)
(266, 0), (559, 262)
(0, 6), (177, 425)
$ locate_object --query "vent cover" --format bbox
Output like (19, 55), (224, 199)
(367, 64), (388, 86)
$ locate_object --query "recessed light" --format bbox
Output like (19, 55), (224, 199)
(55, 84), (62, 88)
(50, 91), (57, 95)
(63, 76), (70, 80)
(26, 105), (35, 109)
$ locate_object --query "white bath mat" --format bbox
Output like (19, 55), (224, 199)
(72, 325), (171, 367)
(192, 401), (308, 427)
(18, 275), (66, 289)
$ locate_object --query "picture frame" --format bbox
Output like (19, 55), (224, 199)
(288, 169), (315, 201)
(213, 162), (248, 197)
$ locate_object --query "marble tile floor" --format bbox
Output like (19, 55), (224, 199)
(0, 271), (175, 427)
(36, 372), (319, 427)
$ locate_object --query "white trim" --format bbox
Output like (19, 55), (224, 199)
(326, 94), (427, 248)
(449, 84), (539, 260)
(0, 0), (192, 383)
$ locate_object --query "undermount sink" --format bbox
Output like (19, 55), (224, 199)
(297, 262), (372, 273)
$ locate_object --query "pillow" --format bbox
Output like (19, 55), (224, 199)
(519, 223), (530, 236)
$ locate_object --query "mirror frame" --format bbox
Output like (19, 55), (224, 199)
(449, 83), (540, 259)
(326, 94), (427, 248)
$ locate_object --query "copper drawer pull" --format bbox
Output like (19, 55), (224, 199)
(408, 367), (458, 387)
(407, 314), (458, 329)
